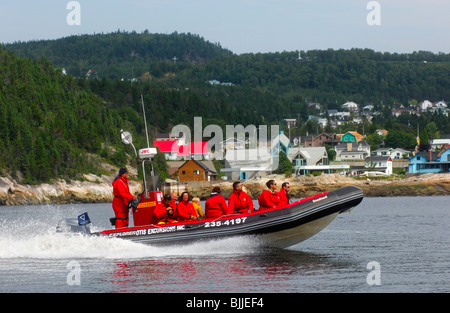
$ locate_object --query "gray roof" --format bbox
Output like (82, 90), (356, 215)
(288, 147), (327, 165)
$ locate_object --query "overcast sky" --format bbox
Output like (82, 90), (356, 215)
(1, 0), (449, 54)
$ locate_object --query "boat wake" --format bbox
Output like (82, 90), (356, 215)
(0, 218), (262, 260)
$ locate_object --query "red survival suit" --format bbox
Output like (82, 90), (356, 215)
(154, 202), (178, 224)
(205, 193), (230, 218)
(228, 190), (254, 214)
(257, 190), (281, 210)
(112, 176), (134, 228)
(177, 200), (198, 222)
(278, 188), (290, 206)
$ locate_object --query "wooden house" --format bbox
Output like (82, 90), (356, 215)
(177, 160), (218, 182)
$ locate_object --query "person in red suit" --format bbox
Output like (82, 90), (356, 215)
(205, 186), (230, 218)
(170, 192), (178, 212)
(154, 194), (178, 224)
(228, 181), (254, 214)
(278, 182), (291, 206)
(258, 179), (281, 210)
(177, 191), (198, 222)
(112, 168), (137, 228)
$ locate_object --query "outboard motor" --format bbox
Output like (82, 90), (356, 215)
(56, 212), (92, 234)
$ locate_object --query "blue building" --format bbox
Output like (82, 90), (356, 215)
(408, 148), (450, 173)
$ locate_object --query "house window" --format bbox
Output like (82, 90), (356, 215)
(193, 170), (200, 175)
(182, 170), (186, 174)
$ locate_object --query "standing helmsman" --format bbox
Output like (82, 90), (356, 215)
(112, 167), (137, 228)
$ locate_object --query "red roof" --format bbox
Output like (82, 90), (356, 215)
(189, 142), (208, 154)
(153, 141), (208, 156)
(153, 140), (178, 153)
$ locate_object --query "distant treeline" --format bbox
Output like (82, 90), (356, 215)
(5, 31), (450, 109)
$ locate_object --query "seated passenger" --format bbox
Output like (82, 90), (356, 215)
(154, 194), (178, 224)
(228, 181), (254, 214)
(205, 187), (229, 218)
(192, 197), (205, 218)
(258, 179), (281, 209)
(177, 191), (198, 222)
(278, 182), (291, 206)
(170, 192), (178, 210)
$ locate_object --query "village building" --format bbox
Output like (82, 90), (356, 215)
(408, 148), (450, 174)
(338, 131), (364, 143)
(372, 147), (410, 159)
(431, 139), (450, 150)
(271, 131), (291, 155)
(342, 101), (359, 112)
(288, 146), (349, 175)
(177, 160), (218, 182)
(348, 156), (393, 176)
(221, 148), (273, 180)
(302, 132), (339, 148)
(219, 137), (247, 151)
(335, 140), (370, 161)
(376, 129), (388, 137)
(417, 100), (433, 112)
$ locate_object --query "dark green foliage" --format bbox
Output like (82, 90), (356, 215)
(5, 30), (232, 79)
(2, 32), (450, 183)
(0, 47), (125, 183)
(274, 152), (294, 176)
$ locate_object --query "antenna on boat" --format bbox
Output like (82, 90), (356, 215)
(120, 95), (158, 198)
(141, 94), (150, 149)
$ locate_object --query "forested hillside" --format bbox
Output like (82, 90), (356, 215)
(5, 31), (450, 109)
(2, 31), (450, 184)
(0, 47), (131, 183)
(5, 31), (232, 79)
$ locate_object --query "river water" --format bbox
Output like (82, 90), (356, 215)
(0, 196), (449, 293)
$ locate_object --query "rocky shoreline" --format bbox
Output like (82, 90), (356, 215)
(0, 174), (141, 206)
(1, 172), (449, 206)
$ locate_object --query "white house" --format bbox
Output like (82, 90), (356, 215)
(221, 148), (273, 180)
(431, 139), (450, 150)
(390, 148), (410, 159)
(431, 101), (449, 116)
(418, 100), (433, 112)
(220, 138), (246, 151)
(288, 147), (350, 175)
(335, 141), (371, 161)
(288, 147), (328, 167)
(342, 101), (359, 112)
(372, 147), (410, 159)
(364, 156), (393, 176)
(433, 101), (447, 109)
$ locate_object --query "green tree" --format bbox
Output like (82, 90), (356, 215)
(274, 151), (293, 176)
(385, 130), (417, 149)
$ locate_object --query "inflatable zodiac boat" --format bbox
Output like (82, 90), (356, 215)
(60, 185), (363, 248)
(57, 96), (364, 248)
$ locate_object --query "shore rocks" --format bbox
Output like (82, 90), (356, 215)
(0, 175), (141, 206)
